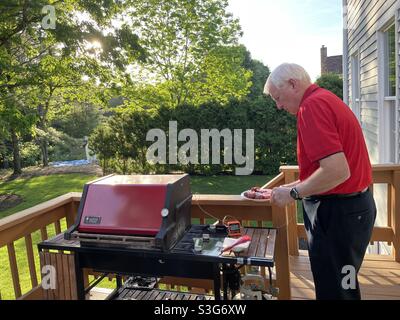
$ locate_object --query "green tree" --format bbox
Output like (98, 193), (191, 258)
(0, 93), (36, 174)
(242, 50), (270, 98)
(113, 109), (154, 174)
(0, 0), (146, 171)
(30, 54), (105, 166)
(52, 103), (102, 139)
(124, 0), (250, 108)
(88, 124), (116, 174)
(316, 73), (343, 100)
(90, 50), (297, 176)
(186, 45), (252, 105)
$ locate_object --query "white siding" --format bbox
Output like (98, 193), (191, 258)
(346, 1), (399, 254)
(346, 0), (398, 164)
(398, 9), (400, 163)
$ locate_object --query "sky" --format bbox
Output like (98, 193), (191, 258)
(227, 0), (344, 81)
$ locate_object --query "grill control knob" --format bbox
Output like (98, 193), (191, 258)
(161, 208), (169, 217)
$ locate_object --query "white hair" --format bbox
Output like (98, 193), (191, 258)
(264, 63), (311, 95)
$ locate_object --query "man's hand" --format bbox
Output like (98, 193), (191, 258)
(271, 187), (295, 207)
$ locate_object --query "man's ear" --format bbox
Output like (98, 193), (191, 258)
(288, 79), (296, 89)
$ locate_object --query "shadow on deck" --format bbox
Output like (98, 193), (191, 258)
(88, 250), (400, 300)
(290, 251), (400, 300)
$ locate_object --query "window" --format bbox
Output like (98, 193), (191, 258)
(385, 24), (396, 97)
(379, 22), (397, 164)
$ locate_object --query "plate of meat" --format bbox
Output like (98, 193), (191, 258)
(241, 187), (272, 202)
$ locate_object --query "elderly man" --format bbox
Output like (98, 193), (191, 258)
(264, 63), (376, 300)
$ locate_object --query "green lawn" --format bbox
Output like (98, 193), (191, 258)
(0, 174), (99, 219)
(190, 175), (271, 195)
(0, 174), (272, 219)
(0, 173), (275, 299)
(0, 219), (68, 300)
(0, 174), (99, 299)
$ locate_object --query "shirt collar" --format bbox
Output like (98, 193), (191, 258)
(300, 84), (320, 106)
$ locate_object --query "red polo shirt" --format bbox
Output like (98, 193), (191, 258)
(297, 84), (372, 195)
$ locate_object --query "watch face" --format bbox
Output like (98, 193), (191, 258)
(290, 188), (298, 200)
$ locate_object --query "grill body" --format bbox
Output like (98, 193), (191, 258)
(64, 174), (192, 251)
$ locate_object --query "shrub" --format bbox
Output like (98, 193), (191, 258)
(20, 142), (41, 167)
(316, 73), (343, 100)
(89, 98), (297, 175)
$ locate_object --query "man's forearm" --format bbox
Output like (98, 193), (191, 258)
(295, 167), (348, 198)
(294, 152), (350, 198)
(282, 180), (300, 188)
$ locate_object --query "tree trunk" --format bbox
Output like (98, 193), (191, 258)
(40, 138), (49, 167)
(37, 104), (50, 167)
(122, 158), (127, 175)
(0, 141), (8, 169)
(2, 158), (9, 169)
(10, 128), (22, 175)
(102, 158), (107, 175)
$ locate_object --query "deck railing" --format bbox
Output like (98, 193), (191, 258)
(280, 164), (400, 261)
(0, 164), (399, 300)
(0, 192), (290, 300)
(0, 193), (80, 300)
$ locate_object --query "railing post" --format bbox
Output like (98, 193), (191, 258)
(272, 204), (291, 300)
(282, 169), (299, 256)
(65, 200), (78, 228)
(7, 242), (21, 299)
(392, 171), (400, 262)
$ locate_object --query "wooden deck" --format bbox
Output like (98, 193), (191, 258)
(290, 251), (400, 300)
(88, 250), (400, 300)
(1, 164), (400, 300)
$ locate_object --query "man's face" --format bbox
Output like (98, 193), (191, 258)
(268, 81), (301, 115)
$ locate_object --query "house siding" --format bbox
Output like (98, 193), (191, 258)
(398, 9), (400, 162)
(346, 0), (398, 164)
(345, 1), (399, 254)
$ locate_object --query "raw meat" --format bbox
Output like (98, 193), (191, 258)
(243, 187), (272, 200)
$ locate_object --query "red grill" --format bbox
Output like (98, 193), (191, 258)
(65, 174), (192, 251)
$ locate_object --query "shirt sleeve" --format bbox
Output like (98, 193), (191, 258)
(298, 100), (343, 163)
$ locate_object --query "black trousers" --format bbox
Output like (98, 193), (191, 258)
(302, 190), (376, 300)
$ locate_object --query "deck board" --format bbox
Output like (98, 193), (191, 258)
(90, 250), (400, 300)
(290, 250), (400, 300)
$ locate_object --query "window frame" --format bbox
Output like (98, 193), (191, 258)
(377, 17), (398, 164)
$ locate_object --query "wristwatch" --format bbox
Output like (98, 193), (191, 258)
(290, 187), (302, 200)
